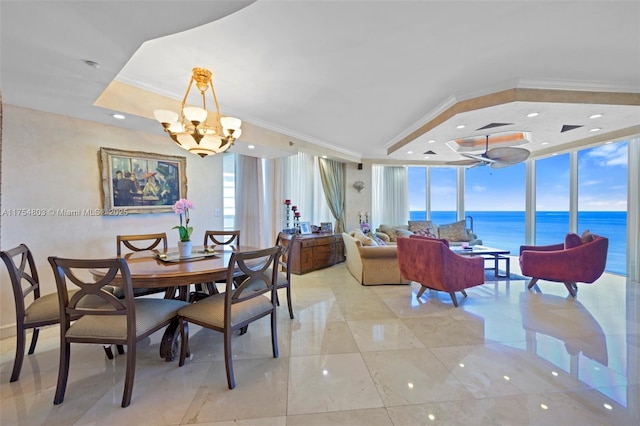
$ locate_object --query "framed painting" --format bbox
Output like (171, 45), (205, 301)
(99, 147), (187, 214)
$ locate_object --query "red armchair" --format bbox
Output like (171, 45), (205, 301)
(519, 232), (608, 297)
(397, 236), (485, 307)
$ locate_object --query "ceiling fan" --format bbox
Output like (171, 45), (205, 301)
(447, 134), (530, 168)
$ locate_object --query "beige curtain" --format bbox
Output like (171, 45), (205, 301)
(318, 157), (346, 233)
(235, 154), (265, 248)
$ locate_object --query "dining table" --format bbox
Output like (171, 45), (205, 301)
(91, 244), (261, 361)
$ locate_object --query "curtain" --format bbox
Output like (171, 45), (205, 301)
(234, 154), (266, 248)
(372, 165), (409, 229)
(318, 157), (346, 233)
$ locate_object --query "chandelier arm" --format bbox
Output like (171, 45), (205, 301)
(181, 75), (196, 107)
(208, 77), (223, 136)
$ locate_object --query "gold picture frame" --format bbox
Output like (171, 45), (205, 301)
(99, 147), (187, 214)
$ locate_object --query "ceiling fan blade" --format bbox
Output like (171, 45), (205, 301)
(487, 147), (530, 164)
(489, 161), (513, 169)
(461, 152), (496, 163)
(447, 159), (478, 166)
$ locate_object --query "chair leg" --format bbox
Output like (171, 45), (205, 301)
(121, 342), (136, 408)
(104, 345), (115, 360)
(527, 277), (539, 290)
(117, 345), (125, 355)
(460, 289), (468, 298)
(54, 342), (70, 405)
(271, 313), (279, 359)
(449, 292), (459, 307)
(564, 281), (577, 297)
(224, 329), (235, 389)
(416, 285), (427, 298)
(10, 328), (26, 382)
(286, 286), (294, 319)
(179, 318), (188, 367)
(27, 328), (39, 355)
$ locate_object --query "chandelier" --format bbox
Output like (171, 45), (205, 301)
(153, 67), (242, 157)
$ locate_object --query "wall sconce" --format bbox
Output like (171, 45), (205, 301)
(353, 181), (365, 192)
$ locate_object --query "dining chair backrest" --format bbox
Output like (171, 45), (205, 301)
(117, 233), (168, 256)
(50, 257), (134, 326)
(2, 244), (42, 324)
(203, 230), (240, 248)
(273, 232), (296, 318)
(116, 233), (170, 297)
(225, 246), (282, 305)
(275, 232), (296, 279)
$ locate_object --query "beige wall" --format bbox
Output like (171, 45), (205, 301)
(344, 161), (372, 233)
(0, 105), (224, 338)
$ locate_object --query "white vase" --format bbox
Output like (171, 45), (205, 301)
(178, 241), (193, 257)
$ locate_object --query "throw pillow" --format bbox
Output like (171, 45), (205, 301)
(564, 232), (582, 249)
(374, 232), (391, 243)
(394, 229), (414, 240)
(581, 229), (595, 244)
(438, 220), (471, 242)
(368, 233), (387, 246)
(408, 220), (439, 238)
(350, 229), (378, 246)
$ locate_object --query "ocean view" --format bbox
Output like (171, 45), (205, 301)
(409, 211), (627, 275)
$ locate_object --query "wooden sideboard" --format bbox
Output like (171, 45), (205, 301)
(279, 233), (345, 275)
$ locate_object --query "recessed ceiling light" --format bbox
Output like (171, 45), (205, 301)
(604, 141), (613, 145)
(589, 113), (603, 119)
(111, 114), (125, 120)
(407, 150), (413, 154)
(541, 141), (550, 145)
(590, 127), (601, 132)
(427, 139), (436, 144)
(322, 155), (328, 158)
(424, 156), (430, 159)
(552, 153), (558, 156)
(248, 144), (255, 149)
(527, 112), (539, 118)
(456, 124), (466, 129)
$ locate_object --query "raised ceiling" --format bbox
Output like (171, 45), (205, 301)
(2, 1), (639, 163)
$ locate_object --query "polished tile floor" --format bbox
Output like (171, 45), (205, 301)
(1, 260), (639, 425)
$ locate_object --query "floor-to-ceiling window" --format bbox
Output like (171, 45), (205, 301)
(430, 167), (457, 224)
(223, 153), (236, 230)
(408, 166), (427, 220)
(535, 153), (570, 245)
(465, 163), (526, 254)
(577, 141), (628, 274)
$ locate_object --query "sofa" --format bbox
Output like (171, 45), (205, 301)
(342, 231), (410, 286)
(375, 219), (482, 246)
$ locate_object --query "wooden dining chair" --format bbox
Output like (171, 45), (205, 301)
(178, 246), (282, 389)
(191, 230), (242, 300)
(117, 233), (174, 298)
(1, 244), (66, 382)
(273, 232), (297, 319)
(48, 256), (189, 408)
(0, 244), (122, 382)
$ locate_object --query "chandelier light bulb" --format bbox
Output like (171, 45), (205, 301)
(183, 106), (207, 124)
(154, 109), (179, 125)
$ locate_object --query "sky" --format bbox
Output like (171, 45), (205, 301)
(408, 140), (629, 212)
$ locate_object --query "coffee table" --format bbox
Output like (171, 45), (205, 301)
(451, 245), (511, 278)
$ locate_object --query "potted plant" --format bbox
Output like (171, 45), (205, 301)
(172, 198), (193, 257)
